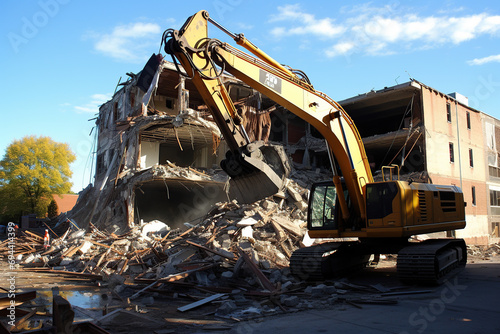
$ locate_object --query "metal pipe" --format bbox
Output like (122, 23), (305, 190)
(207, 17), (237, 39)
(455, 101), (463, 190)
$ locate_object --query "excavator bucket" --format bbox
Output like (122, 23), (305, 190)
(221, 142), (291, 204)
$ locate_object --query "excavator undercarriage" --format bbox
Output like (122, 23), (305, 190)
(290, 238), (467, 284)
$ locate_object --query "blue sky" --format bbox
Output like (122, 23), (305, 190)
(1, 0), (500, 193)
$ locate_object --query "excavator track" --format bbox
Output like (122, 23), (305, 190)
(290, 242), (370, 281)
(397, 239), (467, 284)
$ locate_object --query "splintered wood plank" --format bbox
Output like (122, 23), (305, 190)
(271, 217), (303, 237)
(0, 290), (36, 310)
(22, 269), (102, 280)
(237, 247), (276, 293)
(177, 293), (226, 312)
(8, 309), (36, 332)
(165, 318), (227, 325)
(62, 244), (82, 258)
(185, 240), (236, 260)
(88, 240), (125, 255)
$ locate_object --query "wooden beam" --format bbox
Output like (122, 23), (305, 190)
(185, 240), (236, 260)
(0, 291), (36, 311)
(22, 269), (102, 280)
(177, 293), (226, 312)
(88, 240), (125, 255)
(8, 309), (36, 332)
(237, 247), (276, 293)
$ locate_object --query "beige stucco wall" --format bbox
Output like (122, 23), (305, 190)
(422, 87), (489, 244)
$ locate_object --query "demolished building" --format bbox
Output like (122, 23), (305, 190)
(66, 55), (327, 234)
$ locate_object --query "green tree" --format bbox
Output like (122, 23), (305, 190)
(47, 199), (59, 218)
(0, 135), (76, 218)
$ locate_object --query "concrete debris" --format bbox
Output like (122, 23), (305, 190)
(282, 295), (300, 307)
(141, 220), (170, 239)
(467, 243), (500, 259)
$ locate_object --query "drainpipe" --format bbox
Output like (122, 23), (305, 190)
(455, 101), (463, 190)
(453, 100), (462, 238)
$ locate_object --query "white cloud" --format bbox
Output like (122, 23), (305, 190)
(74, 94), (112, 114)
(90, 22), (161, 62)
(468, 54), (500, 65)
(326, 42), (355, 57)
(271, 4), (344, 39)
(269, 4), (500, 58)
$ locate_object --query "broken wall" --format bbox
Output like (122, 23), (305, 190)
(67, 59), (235, 233)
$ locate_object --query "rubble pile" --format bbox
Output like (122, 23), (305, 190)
(2, 180), (313, 278)
(3, 171), (441, 332)
(467, 243), (500, 259)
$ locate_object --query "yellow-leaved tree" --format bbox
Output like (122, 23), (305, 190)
(0, 135), (76, 220)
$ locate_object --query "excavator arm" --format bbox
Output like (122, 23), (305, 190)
(164, 10), (373, 220)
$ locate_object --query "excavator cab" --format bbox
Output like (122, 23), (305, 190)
(308, 181), (338, 230)
(308, 180), (357, 233)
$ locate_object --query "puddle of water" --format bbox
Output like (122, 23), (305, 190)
(32, 289), (108, 311)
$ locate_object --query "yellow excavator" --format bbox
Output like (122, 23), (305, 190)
(163, 10), (467, 284)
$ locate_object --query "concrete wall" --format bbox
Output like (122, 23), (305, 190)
(140, 141), (160, 169)
(482, 114), (500, 238)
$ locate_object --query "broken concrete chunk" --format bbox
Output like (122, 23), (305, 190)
(108, 273), (126, 286)
(141, 220), (170, 239)
(113, 284), (125, 294)
(260, 260), (271, 270)
(237, 217), (259, 226)
(214, 247), (236, 260)
(216, 300), (238, 316)
(221, 271), (233, 279)
(24, 254), (36, 264)
(68, 229), (85, 242)
(240, 226), (254, 240)
(261, 199), (278, 211)
(282, 295), (300, 307)
(281, 281), (293, 291)
(232, 294), (249, 306)
(79, 240), (93, 254)
(286, 184), (303, 202)
(59, 257), (75, 266)
(132, 240), (148, 251)
(269, 270), (282, 283)
(272, 216), (303, 237)
(294, 200), (308, 212)
(310, 284), (327, 297)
